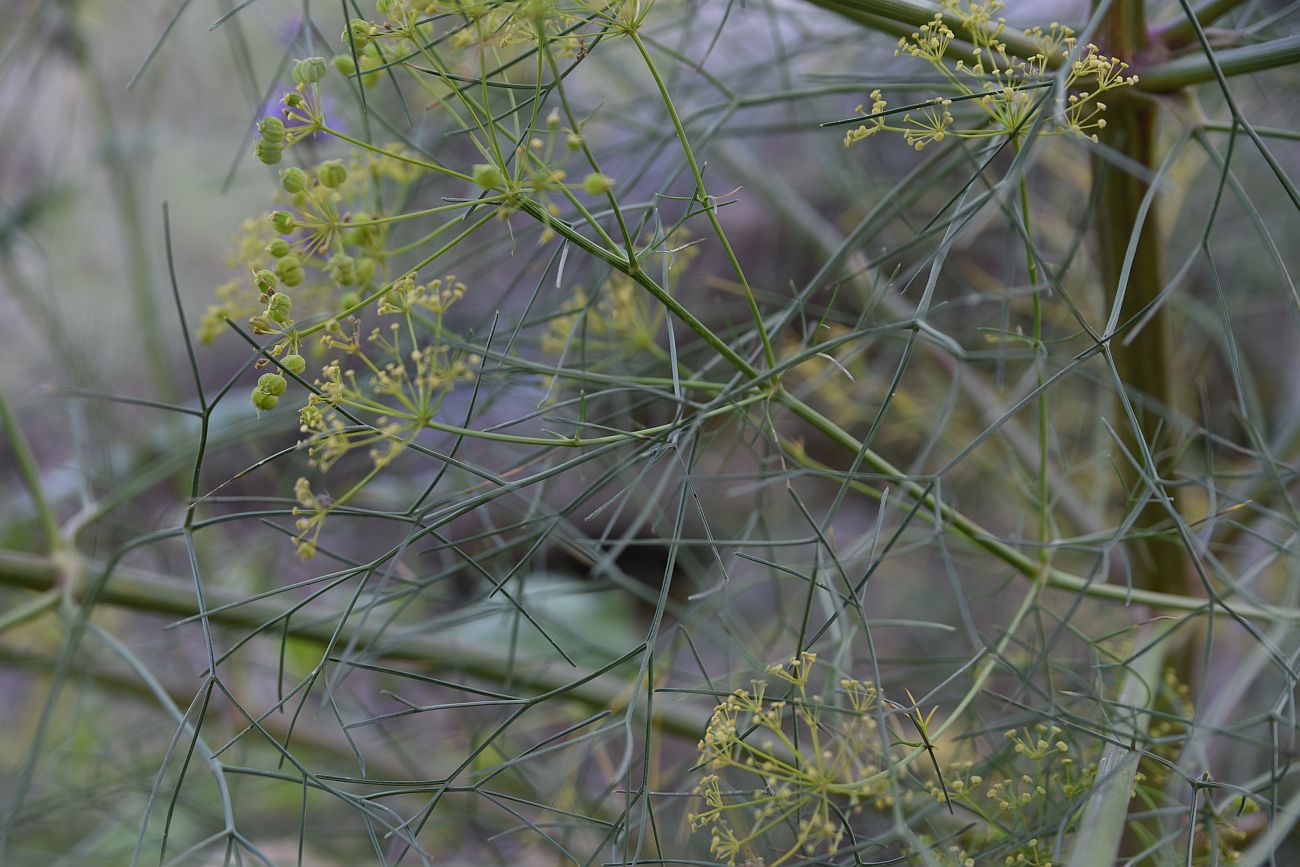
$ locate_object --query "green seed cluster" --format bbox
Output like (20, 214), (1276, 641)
(251, 372), (287, 411)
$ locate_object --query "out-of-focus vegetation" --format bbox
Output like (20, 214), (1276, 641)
(4, 0), (1300, 864)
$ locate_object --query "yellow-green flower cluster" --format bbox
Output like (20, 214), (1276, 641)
(542, 236), (697, 362)
(355, 0), (643, 60)
(688, 652), (1183, 866)
(201, 0), (690, 565)
(689, 652), (897, 866)
(200, 149), (422, 345)
(843, 0), (1138, 150)
(912, 726), (1097, 865)
(287, 277), (478, 557)
(206, 127), (483, 560)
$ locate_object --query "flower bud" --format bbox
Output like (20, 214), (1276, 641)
(472, 163), (505, 190)
(265, 239), (291, 258)
(318, 160), (348, 189)
(258, 372), (288, 396)
(252, 389), (280, 411)
(292, 56), (329, 85)
(282, 354), (307, 376)
(271, 210), (297, 234)
(581, 172), (614, 195)
(280, 166), (310, 194)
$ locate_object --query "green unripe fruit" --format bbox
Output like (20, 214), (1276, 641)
(344, 19), (372, 49)
(252, 390), (280, 411)
(519, 0), (552, 21)
(339, 290), (362, 309)
(328, 253), (357, 286)
(258, 372), (288, 396)
(333, 54), (358, 77)
(345, 213), (372, 245)
(472, 163), (505, 190)
(292, 56), (329, 85)
(258, 116), (286, 143)
(581, 172), (614, 195)
(280, 166), (309, 194)
(253, 269), (278, 293)
(280, 267), (304, 287)
(318, 160), (348, 189)
(282, 354), (307, 376)
(271, 211), (296, 234)
(359, 57), (381, 88)
(265, 239), (291, 258)
(267, 291), (293, 322)
(358, 44), (382, 87)
(256, 138), (283, 165)
(283, 91), (305, 108)
(355, 257), (376, 286)
(274, 257), (301, 279)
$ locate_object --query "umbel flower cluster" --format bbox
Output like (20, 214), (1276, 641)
(689, 652), (895, 866)
(204, 0), (655, 558)
(842, 0), (1138, 150)
(210, 132), (480, 558)
(688, 655), (1254, 866)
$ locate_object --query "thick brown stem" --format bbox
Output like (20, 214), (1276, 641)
(1094, 5), (1194, 854)
(1095, 4), (1187, 603)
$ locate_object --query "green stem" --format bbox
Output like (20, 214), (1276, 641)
(318, 125), (474, 183)
(779, 441), (1299, 620)
(1066, 622), (1169, 866)
(828, 570), (1048, 794)
(799, 0), (1300, 93)
(0, 386), (61, 551)
(713, 142), (1107, 537)
(0, 548), (708, 741)
(1094, 0), (1186, 602)
(518, 195), (1294, 621)
(67, 16), (176, 401)
(628, 29), (777, 370)
(1016, 153), (1050, 567)
(1200, 121), (1300, 142)
(538, 29), (638, 264)
(0, 589), (59, 636)
(802, 0), (1056, 64)
(1155, 0), (1255, 49)
(295, 212), (495, 339)
(407, 390), (769, 447)
(1136, 35), (1300, 91)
